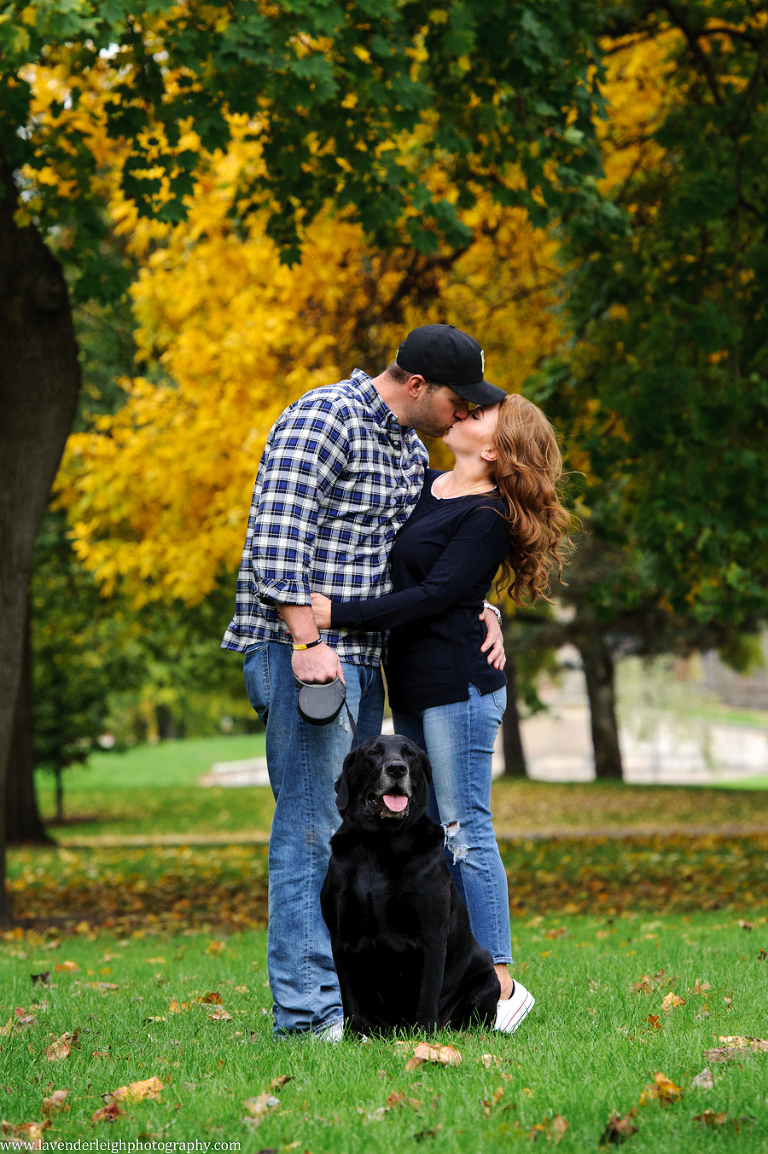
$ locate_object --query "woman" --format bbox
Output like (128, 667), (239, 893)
(311, 392), (570, 1032)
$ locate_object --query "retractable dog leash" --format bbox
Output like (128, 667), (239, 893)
(294, 675), (359, 748)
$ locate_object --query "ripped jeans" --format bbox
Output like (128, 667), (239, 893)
(393, 684), (513, 965)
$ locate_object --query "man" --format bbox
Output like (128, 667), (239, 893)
(222, 324), (506, 1038)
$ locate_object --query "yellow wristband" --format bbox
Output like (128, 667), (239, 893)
(292, 638), (323, 651)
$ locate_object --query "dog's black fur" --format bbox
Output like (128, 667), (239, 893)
(321, 734), (501, 1035)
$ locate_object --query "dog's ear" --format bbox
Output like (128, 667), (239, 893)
(334, 748), (357, 814)
(418, 747), (433, 787)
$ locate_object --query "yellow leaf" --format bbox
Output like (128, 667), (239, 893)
(661, 992), (685, 1013)
(104, 1076), (164, 1104)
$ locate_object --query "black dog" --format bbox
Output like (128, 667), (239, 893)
(321, 734), (500, 1035)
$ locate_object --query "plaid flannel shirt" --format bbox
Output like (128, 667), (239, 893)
(221, 369), (428, 666)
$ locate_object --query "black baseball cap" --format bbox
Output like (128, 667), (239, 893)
(396, 324), (506, 405)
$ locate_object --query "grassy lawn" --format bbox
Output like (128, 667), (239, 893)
(2, 916), (768, 1151)
(29, 734), (768, 841)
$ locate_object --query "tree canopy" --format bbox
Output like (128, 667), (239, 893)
(536, 2), (768, 630)
(4, 0), (606, 271)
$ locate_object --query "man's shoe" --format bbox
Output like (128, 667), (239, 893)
(315, 1020), (343, 1042)
(494, 981), (535, 1033)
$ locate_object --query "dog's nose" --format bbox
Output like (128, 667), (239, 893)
(385, 761), (407, 778)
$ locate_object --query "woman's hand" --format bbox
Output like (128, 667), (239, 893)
(310, 592), (333, 630)
(479, 606), (506, 670)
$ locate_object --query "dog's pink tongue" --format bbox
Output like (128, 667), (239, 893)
(382, 794), (408, 813)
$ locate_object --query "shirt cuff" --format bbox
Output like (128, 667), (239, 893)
(330, 600), (364, 628)
(255, 576), (312, 607)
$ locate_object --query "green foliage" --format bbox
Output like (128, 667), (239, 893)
(4, 0), (608, 271)
(30, 509), (138, 773)
(537, 3), (768, 630)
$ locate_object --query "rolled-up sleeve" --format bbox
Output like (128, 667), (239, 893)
(250, 397), (351, 606)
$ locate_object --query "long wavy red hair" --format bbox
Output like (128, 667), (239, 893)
(489, 393), (570, 605)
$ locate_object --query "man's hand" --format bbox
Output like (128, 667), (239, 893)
(292, 641), (344, 685)
(280, 602), (345, 685)
(479, 606), (506, 670)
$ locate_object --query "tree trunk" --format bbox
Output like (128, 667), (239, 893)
(53, 767), (64, 824)
(501, 656), (528, 777)
(577, 633), (623, 780)
(0, 155), (81, 923)
(6, 606), (52, 844)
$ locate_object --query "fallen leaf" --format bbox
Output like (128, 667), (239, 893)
(691, 1068), (713, 1090)
(270, 1075), (292, 1090)
(639, 1072), (684, 1106)
(89, 982), (119, 993)
(208, 1006), (232, 1021)
(14, 1008), (35, 1029)
(206, 941), (225, 955)
(599, 1112), (639, 1145)
(695, 1005), (711, 1021)
(413, 1124), (442, 1142)
(480, 1054), (500, 1069)
(144, 1016), (167, 1023)
(692, 979), (710, 996)
(242, 1092), (280, 1122)
(104, 1076), (163, 1104)
(168, 1001), (189, 1014)
(0, 1119), (50, 1148)
(661, 992), (685, 1013)
(758, 949), (767, 961)
(694, 1109), (729, 1127)
(738, 920), (754, 931)
(92, 1102), (122, 1124)
(404, 1042), (461, 1071)
(482, 1087), (504, 1117)
(42, 1089), (69, 1113)
(632, 968), (667, 994)
(30, 973), (50, 986)
(527, 1114), (567, 1143)
(145, 957), (166, 966)
(544, 927), (568, 939)
(53, 961), (78, 973)
(234, 985), (250, 994)
(200, 992), (221, 1004)
(718, 1035), (768, 1051)
(646, 1015), (661, 1030)
(45, 1030), (79, 1062)
(0, 1020), (13, 1037)
(357, 1105), (389, 1122)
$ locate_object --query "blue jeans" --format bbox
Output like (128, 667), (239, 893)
(244, 642), (384, 1036)
(393, 684), (512, 965)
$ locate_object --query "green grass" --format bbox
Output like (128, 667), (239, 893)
(2, 916), (768, 1151)
(38, 734), (267, 792)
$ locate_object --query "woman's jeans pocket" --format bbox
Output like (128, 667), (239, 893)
(491, 686), (507, 715)
(244, 644), (271, 723)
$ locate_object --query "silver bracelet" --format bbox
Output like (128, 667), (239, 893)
(483, 601), (502, 623)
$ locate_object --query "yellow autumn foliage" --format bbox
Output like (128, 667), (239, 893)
(51, 30), (682, 606)
(54, 126), (561, 603)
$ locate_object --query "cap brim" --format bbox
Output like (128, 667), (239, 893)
(451, 380), (507, 405)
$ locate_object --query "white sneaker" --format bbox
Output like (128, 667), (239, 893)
(315, 1020), (343, 1042)
(494, 981), (535, 1033)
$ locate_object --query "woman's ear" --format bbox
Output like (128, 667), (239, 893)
(481, 446), (498, 462)
(334, 748), (357, 814)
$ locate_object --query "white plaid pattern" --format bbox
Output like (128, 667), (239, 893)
(221, 370), (428, 665)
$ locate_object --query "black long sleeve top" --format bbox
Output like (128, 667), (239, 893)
(330, 468), (509, 712)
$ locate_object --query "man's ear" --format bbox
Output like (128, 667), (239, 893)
(334, 748), (357, 814)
